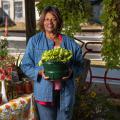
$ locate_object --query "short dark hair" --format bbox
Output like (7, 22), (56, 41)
(39, 6), (63, 32)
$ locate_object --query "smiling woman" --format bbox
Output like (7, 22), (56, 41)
(43, 12), (57, 34)
(20, 6), (83, 120)
(39, 6), (63, 34)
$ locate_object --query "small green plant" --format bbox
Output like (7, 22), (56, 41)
(38, 48), (72, 66)
(0, 37), (16, 68)
(0, 38), (8, 58)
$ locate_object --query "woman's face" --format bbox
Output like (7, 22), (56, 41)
(44, 12), (57, 34)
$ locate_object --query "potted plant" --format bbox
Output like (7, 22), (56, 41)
(38, 48), (72, 80)
(0, 37), (16, 103)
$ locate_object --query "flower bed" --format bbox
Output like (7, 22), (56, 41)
(72, 82), (120, 120)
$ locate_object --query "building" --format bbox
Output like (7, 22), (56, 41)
(0, 0), (39, 26)
(0, 0), (25, 24)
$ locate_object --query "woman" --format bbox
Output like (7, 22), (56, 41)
(20, 6), (83, 120)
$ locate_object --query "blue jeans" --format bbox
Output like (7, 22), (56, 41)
(36, 103), (72, 120)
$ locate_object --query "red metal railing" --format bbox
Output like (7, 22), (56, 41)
(74, 37), (120, 98)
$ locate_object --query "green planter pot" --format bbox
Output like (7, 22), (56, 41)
(43, 61), (68, 80)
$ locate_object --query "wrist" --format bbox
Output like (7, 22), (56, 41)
(39, 70), (43, 76)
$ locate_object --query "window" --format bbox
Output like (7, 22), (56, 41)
(14, 1), (23, 19)
(2, 1), (10, 16)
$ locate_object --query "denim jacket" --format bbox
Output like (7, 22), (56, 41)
(20, 32), (83, 111)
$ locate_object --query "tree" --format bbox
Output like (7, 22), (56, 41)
(36, 0), (91, 36)
(101, 0), (120, 69)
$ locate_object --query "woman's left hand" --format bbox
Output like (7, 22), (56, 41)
(61, 68), (73, 81)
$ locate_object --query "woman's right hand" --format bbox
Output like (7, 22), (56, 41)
(39, 70), (49, 80)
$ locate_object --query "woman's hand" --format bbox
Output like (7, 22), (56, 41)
(39, 70), (49, 80)
(61, 68), (73, 81)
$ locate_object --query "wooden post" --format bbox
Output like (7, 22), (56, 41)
(25, 0), (36, 44)
(4, 16), (8, 37)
